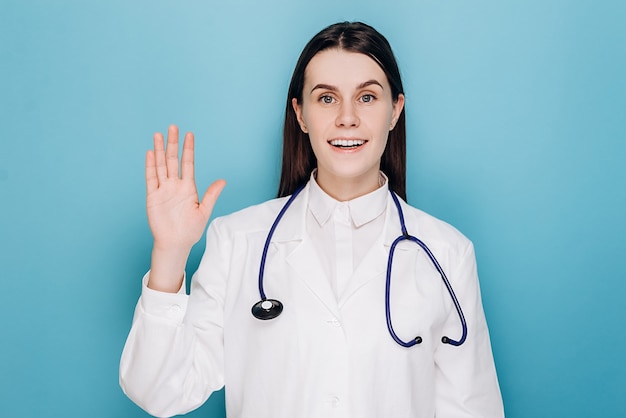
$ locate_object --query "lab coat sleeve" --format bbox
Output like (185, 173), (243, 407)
(434, 241), (505, 417)
(119, 219), (229, 418)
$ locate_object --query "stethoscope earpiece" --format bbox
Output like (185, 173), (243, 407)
(252, 299), (284, 320)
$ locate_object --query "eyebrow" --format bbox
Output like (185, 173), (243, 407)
(310, 79), (384, 94)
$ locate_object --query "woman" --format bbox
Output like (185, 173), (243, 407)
(120, 22), (504, 417)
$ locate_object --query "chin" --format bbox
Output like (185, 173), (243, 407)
(322, 165), (380, 183)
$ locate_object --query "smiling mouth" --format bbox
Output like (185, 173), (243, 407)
(328, 138), (367, 149)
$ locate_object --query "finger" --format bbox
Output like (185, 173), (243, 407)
(165, 125), (180, 179)
(199, 179), (227, 218)
(153, 132), (167, 183)
(145, 150), (159, 193)
(180, 132), (195, 181)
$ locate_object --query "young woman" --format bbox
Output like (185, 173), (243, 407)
(120, 22), (504, 418)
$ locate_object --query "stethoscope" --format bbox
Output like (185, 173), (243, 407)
(251, 184), (468, 348)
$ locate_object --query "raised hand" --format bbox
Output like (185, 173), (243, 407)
(145, 125), (225, 292)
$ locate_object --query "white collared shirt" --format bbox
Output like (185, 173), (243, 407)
(307, 172), (388, 300)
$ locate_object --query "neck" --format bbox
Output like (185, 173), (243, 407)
(315, 170), (381, 201)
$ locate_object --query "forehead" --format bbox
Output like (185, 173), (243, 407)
(303, 49), (389, 88)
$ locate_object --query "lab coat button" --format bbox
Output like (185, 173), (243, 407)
(327, 318), (341, 327)
(329, 396), (340, 408)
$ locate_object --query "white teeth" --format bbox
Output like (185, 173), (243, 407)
(330, 139), (365, 147)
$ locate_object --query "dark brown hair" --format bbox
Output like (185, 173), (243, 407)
(277, 21), (407, 200)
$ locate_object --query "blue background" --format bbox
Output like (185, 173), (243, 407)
(1, 0), (625, 417)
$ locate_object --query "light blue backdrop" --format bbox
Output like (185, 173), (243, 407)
(1, 0), (624, 417)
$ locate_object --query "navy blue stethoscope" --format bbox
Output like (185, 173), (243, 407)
(251, 184), (468, 347)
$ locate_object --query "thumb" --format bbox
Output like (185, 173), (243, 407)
(199, 179), (227, 217)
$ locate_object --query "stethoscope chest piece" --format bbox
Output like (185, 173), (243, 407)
(252, 299), (283, 320)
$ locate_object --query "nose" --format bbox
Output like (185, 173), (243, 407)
(335, 101), (360, 128)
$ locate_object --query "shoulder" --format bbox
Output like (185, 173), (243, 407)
(208, 196), (290, 236)
(398, 198), (472, 252)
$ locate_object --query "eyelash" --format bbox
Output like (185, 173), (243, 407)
(318, 94), (377, 104)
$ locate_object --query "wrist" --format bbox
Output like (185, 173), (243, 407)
(147, 246), (191, 293)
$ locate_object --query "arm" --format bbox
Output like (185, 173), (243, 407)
(119, 221), (229, 417)
(145, 124), (225, 292)
(119, 125), (227, 417)
(434, 241), (505, 417)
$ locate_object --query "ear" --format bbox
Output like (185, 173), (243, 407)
(291, 98), (308, 133)
(389, 93), (405, 131)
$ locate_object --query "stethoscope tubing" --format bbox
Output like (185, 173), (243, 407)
(257, 184), (306, 301)
(254, 183), (468, 347)
(387, 191), (468, 347)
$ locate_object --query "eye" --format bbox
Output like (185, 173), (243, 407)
(360, 94), (376, 103)
(320, 95), (335, 104)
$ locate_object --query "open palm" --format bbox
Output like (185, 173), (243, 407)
(146, 125), (225, 253)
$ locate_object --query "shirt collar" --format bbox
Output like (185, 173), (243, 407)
(308, 171), (389, 228)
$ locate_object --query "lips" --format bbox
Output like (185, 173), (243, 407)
(328, 138), (366, 149)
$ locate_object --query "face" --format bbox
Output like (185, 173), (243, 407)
(292, 49), (404, 198)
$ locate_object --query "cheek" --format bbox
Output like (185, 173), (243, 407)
(302, 109), (331, 135)
(363, 108), (393, 133)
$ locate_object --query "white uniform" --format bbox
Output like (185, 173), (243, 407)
(120, 180), (504, 418)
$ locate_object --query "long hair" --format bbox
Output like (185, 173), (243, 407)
(278, 21), (407, 200)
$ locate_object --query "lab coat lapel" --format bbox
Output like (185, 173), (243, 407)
(286, 236), (341, 318)
(271, 185), (341, 318)
(338, 242), (386, 307)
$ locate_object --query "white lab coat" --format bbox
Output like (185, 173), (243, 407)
(120, 182), (504, 417)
